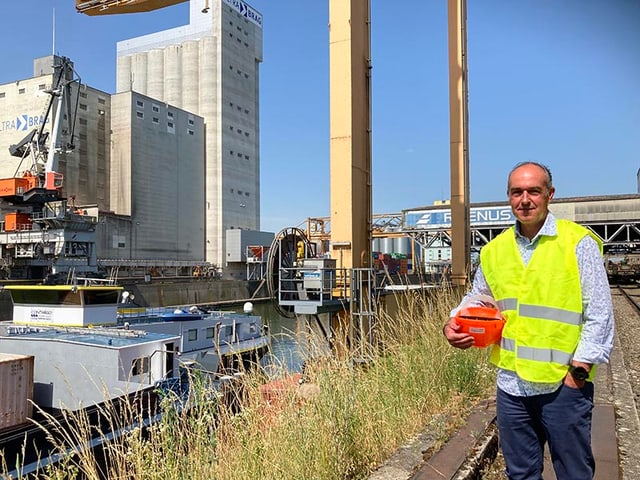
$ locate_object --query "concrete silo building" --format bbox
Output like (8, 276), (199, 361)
(116, 0), (263, 268)
(105, 91), (205, 264)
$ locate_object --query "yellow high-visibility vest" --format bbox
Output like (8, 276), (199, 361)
(480, 219), (602, 383)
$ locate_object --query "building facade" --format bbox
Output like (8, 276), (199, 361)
(106, 91), (205, 264)
(116, 0), (263, 268)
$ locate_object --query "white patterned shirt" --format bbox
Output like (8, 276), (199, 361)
(458, 212), (615, 396)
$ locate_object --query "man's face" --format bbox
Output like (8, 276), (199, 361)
(507, 164), (555, 228)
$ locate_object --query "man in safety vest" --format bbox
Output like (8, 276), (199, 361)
(443, 162), (614, 480)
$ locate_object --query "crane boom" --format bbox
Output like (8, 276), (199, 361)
(76, 0), (188, 16)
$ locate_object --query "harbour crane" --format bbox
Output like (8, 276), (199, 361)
(0, 56), (98, 279)
(1, 57), (77, 203)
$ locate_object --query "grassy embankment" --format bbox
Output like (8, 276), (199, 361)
(3, 286), (495, 479)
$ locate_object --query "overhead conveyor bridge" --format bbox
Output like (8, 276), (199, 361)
(402, 193), (640, 254)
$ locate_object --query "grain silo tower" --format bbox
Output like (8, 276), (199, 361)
(116, 0), (263, 268)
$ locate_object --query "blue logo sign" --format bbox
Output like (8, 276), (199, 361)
(0, 113), (48, 133)
(224, 0), (262, 27)
(405, 206), (515, 230)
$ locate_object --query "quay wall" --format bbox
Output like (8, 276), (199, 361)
(121, 278), (267, 308)
(0, 279), (269, 320)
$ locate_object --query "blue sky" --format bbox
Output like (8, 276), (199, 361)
(0, 1), (638, 233)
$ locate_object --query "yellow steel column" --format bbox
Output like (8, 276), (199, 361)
(448, 0), (470, 287)
(329, 0), (372, 272)
(329, 0), (372, 358)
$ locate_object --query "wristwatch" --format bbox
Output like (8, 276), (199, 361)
(568, 365), (590, 381)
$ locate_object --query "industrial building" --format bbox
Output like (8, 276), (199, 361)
(116, 0), (263, 268)
(0, 0), (268, 279)
(102, 90), (206, 264)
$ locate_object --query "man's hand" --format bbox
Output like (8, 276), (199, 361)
(564, 373), (586, 389)
(443, 319), (475, 349)
(564, 361), (591, 389)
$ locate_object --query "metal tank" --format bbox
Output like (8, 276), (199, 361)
(147, 49), (164, 100)
(372, 238), (381, 253)
(381, 238), (394, 254)
(394, 236), (411, 256)
(164, 45), (182, 106)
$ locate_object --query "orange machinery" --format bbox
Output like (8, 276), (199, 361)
(75, 0), (189, 15)
(0, 175), (39, 198)
(0, 173), (64, 198)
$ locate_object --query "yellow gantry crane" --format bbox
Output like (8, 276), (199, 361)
(75, 0), (190, 16)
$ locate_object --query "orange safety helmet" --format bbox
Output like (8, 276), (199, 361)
(454, 306), (506, 348)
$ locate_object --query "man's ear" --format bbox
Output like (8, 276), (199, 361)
(548, 187), (556, 201)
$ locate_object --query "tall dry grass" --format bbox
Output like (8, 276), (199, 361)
(4, 286), (495, 480)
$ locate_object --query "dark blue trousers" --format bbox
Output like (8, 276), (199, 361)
(496, 383), (595, 480)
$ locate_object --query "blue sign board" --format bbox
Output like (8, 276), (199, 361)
(224, 0), (262, 27)
(405, 206), (515, 230)
(0, 114), (49, 133)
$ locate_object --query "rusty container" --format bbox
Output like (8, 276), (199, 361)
(0, 353), (34, 430)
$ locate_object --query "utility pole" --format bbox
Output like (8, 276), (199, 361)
(448, 0), (470, 287)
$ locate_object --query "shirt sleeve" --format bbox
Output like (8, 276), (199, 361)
(449, 265), (495, 317)
(573, 236), (615, 365)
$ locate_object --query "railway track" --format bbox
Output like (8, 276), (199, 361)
(612, 284), (640, 433)
(478, 286), (640, 479)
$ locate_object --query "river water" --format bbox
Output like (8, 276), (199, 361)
(250, 301), (308, 375)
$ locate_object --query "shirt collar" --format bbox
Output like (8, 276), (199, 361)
(515, 211), (557, 243)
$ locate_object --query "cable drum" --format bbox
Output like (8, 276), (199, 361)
(266, 227), (315, 319)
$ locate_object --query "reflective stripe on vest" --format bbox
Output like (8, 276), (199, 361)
(481, 219), (602, 383)
(519, 304), (582, 326)
(498, 338), (573, 365)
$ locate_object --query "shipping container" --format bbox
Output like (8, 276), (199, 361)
(0, 353), (34, 430)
